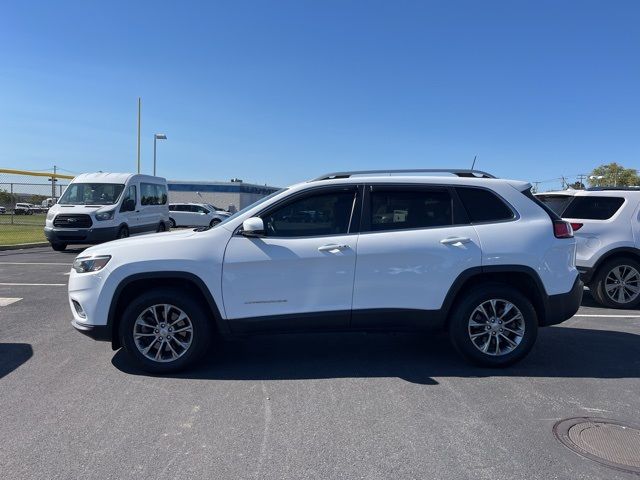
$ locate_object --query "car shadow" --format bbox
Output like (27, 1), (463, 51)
(0, 343), (33, 379)
(112, 326), (640, 384)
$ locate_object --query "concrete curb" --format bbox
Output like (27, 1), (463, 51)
(0, 242), (50, 251)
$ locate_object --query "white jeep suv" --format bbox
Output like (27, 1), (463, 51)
(68, 169), (582, 372)
(537, 188), (640, 308)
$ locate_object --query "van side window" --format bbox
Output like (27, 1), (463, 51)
(120, 185), (137, 212)
(140, 183), (167, 205)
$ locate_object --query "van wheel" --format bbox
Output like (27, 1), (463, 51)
(169, 218), (176, 228)
(591, 258), (640, 308)
(209, 219), (221, 228)
(117, 226), (129, 239)
(50, 242), (67, 251)
(120, 288), (213, 373)
(448, 283), (538, 367)
(157, 222), (166, 232)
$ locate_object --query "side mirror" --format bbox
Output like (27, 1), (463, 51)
(122, 199), (135, 212)
(241, 217), (264, 237)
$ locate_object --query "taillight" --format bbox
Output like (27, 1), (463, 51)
(570, 222), (583, 231)
(553, 220), (574, 239)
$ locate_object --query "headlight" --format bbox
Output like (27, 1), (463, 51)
(46, 211), (55, 221)
(95, 209), (115, 221)
(72, 255), (111, 273)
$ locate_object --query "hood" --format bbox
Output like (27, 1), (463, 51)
(81, 228), (199, 257)
(51, 204), (114, 214)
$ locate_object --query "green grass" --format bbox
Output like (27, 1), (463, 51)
(0, 223), (47, 245)
(0, 213), (47, 226)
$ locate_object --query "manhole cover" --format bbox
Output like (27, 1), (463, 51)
(554, 417), (640, 475)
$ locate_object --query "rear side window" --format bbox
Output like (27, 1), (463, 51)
(562, 196), (624, 220)
(536, 195), (574, 216)
(140, 183), (168, 205)
(456, 187), (514, 223)
(369, 189), (453, 231)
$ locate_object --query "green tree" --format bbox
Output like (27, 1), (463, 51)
(588, 163), (640, 187)
(0, 188), (13, 206)
(569, 181), (585, 190)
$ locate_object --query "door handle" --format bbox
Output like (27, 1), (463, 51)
(440, 236), (471, 245)
(318, 244), (349, 252)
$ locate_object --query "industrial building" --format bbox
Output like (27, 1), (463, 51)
(167, 180), (279, 212)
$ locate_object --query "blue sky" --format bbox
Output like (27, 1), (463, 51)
(1, 1), (638, 188)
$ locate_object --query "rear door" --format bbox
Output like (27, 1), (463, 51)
(352, 184), (481, 327)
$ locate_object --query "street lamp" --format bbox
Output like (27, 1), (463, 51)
(153, 133), (167, 176)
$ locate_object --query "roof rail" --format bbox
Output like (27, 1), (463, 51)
(586, 186), (640, 191)
(311, 169), (496, 181)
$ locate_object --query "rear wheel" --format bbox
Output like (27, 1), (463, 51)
(50, 242), (67, 251)
(157, 222), (166, 232)
(117, 225), (129, 239)
(448, 283), (538, 367)
(591, 258), (640, 308)
(120, 288), (213, 373)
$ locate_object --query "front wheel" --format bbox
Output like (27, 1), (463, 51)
(209, 219), (221, 228)
(591, 258), (640, 308)
(169, 218), (176, 229)
(157, 222), (166, 232)
(50, 242), (67, 251)
(448, 283), (538, 367)
(117, 225), (129, 239)
(120, 289), (213, 373)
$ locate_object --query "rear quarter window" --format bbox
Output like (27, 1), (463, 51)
(456, 187), (514, 223)
(562, 196), (625, 220)
(536, 195), (574, 216)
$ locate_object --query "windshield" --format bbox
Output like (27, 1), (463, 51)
(217, 189), (287, 227)
(59, 183), (126, 205)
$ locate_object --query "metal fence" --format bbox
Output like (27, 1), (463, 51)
(0, 169), (73, 246)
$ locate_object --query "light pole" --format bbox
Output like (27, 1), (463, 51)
(153, 133), (167, 176)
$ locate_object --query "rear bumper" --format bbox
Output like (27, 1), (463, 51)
(71, 319), (112, 341)
(45, 226), (119, 245)
(541, 276), (583, 326)
(577, 266), (594, 284)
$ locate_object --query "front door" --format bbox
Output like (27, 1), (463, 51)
(222, 186), (360, 332)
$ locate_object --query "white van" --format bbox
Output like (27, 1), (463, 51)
(44, 173), (170, 251)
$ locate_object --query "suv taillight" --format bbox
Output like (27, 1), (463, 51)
(570, 222), (583, 231)
(553, 220), (574, 239)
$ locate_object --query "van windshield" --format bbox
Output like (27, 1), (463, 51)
(59, 183), (126, 205)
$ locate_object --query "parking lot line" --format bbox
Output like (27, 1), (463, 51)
(573, 313), (640, 318)
(0, 297), (22, 306)
(0, 283), (66, 286)
(0, 262), (72, 266)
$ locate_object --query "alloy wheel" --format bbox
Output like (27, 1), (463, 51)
(133, 304), (194, 362)
(468, 299), (525, 356)
(604, 265), (640, 304)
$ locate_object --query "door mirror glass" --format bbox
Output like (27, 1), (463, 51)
(241, 217), (264, 237)
(122, 198), (136, 212)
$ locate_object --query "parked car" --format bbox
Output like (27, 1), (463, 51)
(168, 203), (231, 228)
(68, 169), (582, 373)
(14, 203), (34, 215)
(44, 172), (170, 251)
(537, 187), (640, 308)
(0, 206), (6, 214)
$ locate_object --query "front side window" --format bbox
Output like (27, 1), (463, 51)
(369, 189), (453, 231)
(120, 185), (137, 212)
(562, 196), (625, 220)
(263, 191), (355, 237)
(456, 187), (514, 223)
(59, 183), (125, 205)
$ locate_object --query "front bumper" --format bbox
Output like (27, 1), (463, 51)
(45, 226), (119, 245)
(71, 319), (112, 341)
(541, 276), (584, 326)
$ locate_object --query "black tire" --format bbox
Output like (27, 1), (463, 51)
(120, 288), (214, 373)
(169, 218), (176, 229)
(209, 219), (221, 228)
(117, 225), (129, 239)
(157, 222), (166, 232)
(448, 283), (538, 367)
(50, 242), (67, 251)
(591, 257), (640, 309)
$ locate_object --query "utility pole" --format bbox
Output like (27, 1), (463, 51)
(577, 174), (585, 189)
(137, 97), (142, 174)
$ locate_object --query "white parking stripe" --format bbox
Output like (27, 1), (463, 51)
(0, 283), (66, 286)
(573, 314), (640, 318)
(0, 297), (22, 306)
(0, 262), (72, 266)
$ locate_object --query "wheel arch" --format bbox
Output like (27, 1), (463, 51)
(589, 247), (640, 281)
(442, 266), (549, 327)
(107, 271), (228, 350)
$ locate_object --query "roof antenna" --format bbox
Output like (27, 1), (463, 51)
(471, 155), (477, 169)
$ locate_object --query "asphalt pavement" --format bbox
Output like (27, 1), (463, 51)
(1, 246), (639, 480)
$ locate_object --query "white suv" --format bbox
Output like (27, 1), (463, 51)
(68, 169), (582, 372)
(168, 203), (230, 228)
(537, 188), (640, 308)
